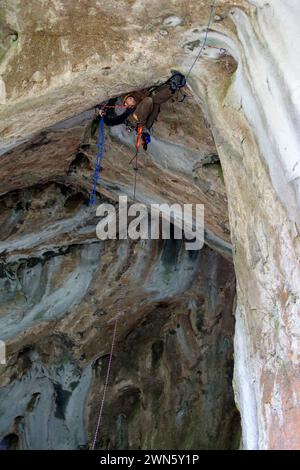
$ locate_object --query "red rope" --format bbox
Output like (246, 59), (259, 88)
(102, 105), (129, 109)
(135, 123), (143, 151)
(91, 319), (118, 450)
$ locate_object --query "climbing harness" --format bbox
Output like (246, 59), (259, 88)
(89, 115), (105, 206)
(91, 319), (118, 450)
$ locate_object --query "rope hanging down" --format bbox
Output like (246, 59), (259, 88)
(91, 319), (118, 450)
(131, 124), (143, 201)
(186, 0), (217, 80)
(128, 2), (217, 200)
(89, 115), (105, 206)
(89, 1), (217, 450)
(133, 150), (138, 202)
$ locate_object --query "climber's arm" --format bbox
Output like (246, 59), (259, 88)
(103, 108), (133, 126)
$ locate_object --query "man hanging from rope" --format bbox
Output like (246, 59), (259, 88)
(91, 72), (187, 150)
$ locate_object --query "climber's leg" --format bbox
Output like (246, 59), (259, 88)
(133, 97), (153, 125)
(145, 85), (175, 128)
(145, 103), (160, 129)
(152, 85), (174, 105)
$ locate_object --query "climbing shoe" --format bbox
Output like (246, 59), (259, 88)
(142, 132), (151, 151)
(167, 72), (187, 93)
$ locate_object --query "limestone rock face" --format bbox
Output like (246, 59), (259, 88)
(0, 90), (239, 449)
(0, 0), (300, 450)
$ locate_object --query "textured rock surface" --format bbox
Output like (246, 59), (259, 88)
(0, 172), (239, 449)
(0, 76), (238, 448)
(201, 1), (300, 449)
(1, 0), (300, 450)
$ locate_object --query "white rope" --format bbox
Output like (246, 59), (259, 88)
(186, 1), (217, 80)
(91, 319), (118, 450)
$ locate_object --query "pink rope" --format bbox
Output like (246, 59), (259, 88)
(91, 319), (118, 450)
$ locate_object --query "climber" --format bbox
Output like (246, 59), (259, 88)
(91, 72), (187, 150)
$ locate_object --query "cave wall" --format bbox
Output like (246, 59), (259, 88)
(0, 51), (239, 447)
(0, 0), (299, 450)
(0, 181), (239, 449)
(200, 1), (300, 450)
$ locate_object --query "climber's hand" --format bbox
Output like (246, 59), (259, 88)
(98, 108), (106, 117)
(182, 86), (193, 97)
(95, 106), (106, 117)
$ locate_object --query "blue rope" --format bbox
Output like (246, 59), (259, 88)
(89, 116), (105, 206)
